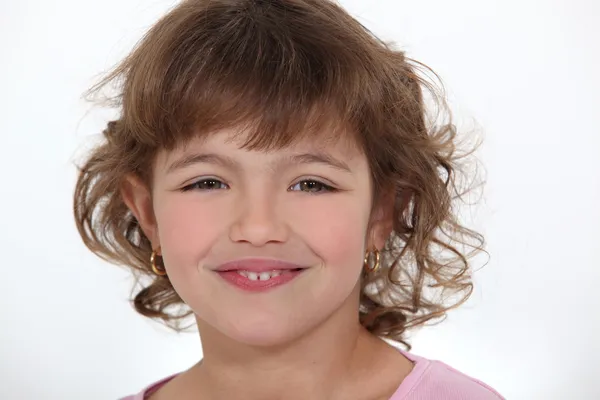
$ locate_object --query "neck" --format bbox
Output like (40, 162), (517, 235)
(190, 285), (379, 400)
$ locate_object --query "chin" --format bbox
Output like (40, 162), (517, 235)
(222, 314), (309, 348)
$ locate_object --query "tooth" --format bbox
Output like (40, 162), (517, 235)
(259, 272), (271, 281)
(248, 272), (259, 281)
(271, 270), (281, 277)
(236, 270), (249, 277)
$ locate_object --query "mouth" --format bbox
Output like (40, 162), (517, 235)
(214, 260), (308, 292)
(231, 268), (305, 281)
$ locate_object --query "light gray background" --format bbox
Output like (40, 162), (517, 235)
(1, 0), (598, 398)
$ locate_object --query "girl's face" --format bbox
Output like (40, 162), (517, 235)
(127, 128), (389, 346)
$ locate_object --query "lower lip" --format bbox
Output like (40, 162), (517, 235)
(216, 270), (305, 292)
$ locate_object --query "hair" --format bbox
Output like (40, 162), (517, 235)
(74, 0), (485, 349)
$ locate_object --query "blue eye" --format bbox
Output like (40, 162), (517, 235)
(182, 178), (229, 192)
(289, 179), (336, 193)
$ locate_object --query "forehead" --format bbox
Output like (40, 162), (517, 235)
(158, 125), (366, 167)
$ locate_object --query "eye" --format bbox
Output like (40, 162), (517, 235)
(289, 179), (336, 193)
(181, 178), (229, 192)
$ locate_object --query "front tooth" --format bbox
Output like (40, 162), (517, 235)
(270, 270), (281, 277)
(248, 272), (259, 281)
(259, 272), (271, 281)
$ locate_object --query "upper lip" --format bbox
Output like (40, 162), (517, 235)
(214, 258), (307, 272)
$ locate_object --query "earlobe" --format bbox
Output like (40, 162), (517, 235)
(120, 173), (159, 246)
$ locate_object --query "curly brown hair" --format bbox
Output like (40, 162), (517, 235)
(74, 0), (485, 350)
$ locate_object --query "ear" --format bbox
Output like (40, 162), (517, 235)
(367, 187), (396, 250)
(120, 173), (159, 247)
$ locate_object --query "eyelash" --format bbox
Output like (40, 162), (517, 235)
(181, 178), (337, 194)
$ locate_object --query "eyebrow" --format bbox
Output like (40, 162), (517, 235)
(167, 153), (239, 173)
(166, 151), (353, 174)
(284, 152), (352, 173)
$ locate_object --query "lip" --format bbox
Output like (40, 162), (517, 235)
(214, 258), (307, 273)
(214, 258), (309, 293)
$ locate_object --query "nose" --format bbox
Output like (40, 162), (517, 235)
(228, 190), (289, 246)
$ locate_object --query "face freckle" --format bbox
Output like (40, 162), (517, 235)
(149, 128), (381, 346)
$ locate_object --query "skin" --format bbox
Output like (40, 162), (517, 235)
(121, 127), (413, 400)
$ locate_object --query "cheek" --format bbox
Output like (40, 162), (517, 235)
(152, 194), (229, 313)
(153, 194), (223, 267)
(292, 195), (370, 271)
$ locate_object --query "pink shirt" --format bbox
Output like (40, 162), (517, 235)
(120, 349), (504, 399)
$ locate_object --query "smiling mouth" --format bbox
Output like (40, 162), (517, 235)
(215, 267), (307, 292)
(233, 268), (304, 281)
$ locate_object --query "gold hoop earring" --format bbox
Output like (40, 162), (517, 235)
(150, 248), (167, 276)
(364, 249), (380, 273)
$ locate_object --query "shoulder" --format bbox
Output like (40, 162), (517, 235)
(392, 350), (505, 400)
(419, 359), (505, 399)
(118, 374), (177, 400)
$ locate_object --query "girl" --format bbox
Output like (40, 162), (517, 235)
(74, 0), (503, 398)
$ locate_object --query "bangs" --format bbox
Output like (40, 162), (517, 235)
(92, 0), (388, 152)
